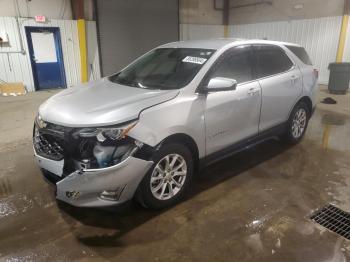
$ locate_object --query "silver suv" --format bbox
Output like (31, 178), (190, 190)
(33, 39), (318, 209)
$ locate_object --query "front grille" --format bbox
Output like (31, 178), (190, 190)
(310, 204), (350, 240)
(34, 125), (65, 161)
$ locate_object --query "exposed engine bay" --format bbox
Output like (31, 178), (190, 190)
(33, 118), (145, 177)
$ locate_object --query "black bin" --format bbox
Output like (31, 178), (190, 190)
(328, 62), (350, 94)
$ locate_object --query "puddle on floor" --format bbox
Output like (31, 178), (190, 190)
(321, 113), (347, 126)
(0, 193), (34, 219)
(0, 177), (12, 198)
(309, 110), (350, 151)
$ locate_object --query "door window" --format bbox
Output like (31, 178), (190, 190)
(209, 46), (253, 84)
(31, 32), (57, 63)
(255, 45), (294, 78)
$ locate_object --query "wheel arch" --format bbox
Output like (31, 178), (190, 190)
(282, 95), (311, 144)
(298, 96), (313, 115)
(159, 133), (200, 173)
(289, 96), (313, 119)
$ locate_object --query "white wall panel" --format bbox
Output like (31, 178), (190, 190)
(180, 24), (224, 40)
(0, 0), (94, 20)
(230, 16), (343, 84)
(0, 17), (33, 91)
(0, 16), (82, 91)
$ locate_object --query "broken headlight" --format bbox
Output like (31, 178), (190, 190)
(71, 121), (141, 168)
(73, 121), (138, 142)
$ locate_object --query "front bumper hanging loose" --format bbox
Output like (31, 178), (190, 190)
(35, 152), (153, 207)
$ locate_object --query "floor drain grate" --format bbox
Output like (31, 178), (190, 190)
(310, 204), (350, 240)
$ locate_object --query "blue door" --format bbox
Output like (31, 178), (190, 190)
(25, 27), (66, 90)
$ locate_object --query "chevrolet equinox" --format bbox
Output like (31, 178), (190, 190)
(33, 39), (318, 209)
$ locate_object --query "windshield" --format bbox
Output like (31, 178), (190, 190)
(109, 48), (215, 90)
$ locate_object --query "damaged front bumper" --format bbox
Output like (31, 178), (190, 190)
(35, 152), (153, 207)
(32, 119), (156, 207)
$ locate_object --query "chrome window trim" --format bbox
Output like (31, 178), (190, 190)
(195, 43), (298, 94)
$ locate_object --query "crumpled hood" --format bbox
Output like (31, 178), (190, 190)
(39, 78), (179, 127)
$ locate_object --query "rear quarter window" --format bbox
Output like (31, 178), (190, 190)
(255, 45), (294, 78)
(285, 45), (313, 65)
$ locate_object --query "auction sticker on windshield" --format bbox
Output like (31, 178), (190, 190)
(182, 56), (207, 64)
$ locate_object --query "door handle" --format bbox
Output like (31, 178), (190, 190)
(290, 75), (299, 85)
(247, 88), (259, 96)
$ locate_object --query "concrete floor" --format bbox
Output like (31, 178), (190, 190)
(0, 86), (350, 261)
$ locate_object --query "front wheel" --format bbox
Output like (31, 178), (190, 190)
(136, 143), (194, 210)
(281, 102), (310, 144)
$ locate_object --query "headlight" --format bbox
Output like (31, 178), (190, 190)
(35, 113), (47, 129)
(74, 121), (138, 142)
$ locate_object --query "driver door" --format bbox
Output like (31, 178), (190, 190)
(203, 45), (262, 156)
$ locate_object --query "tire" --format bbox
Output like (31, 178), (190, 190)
(136, 143), (194, 210)
(281, 102), (310, 144)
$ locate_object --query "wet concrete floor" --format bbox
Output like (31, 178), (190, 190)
(1, 88), (350, 261)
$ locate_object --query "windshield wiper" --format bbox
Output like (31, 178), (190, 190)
(115, 78), (139, 87)
(110, 75), (162, 90)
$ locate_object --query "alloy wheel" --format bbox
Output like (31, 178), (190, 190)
(292, 108), (307, 139)
(150, 153), (187, 201)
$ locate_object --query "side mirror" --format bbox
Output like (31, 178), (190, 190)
(203, 77), (237, 93)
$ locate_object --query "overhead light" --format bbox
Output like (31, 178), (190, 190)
(294, 4), (304, 10)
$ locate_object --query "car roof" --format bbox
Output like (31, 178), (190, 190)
(159, 38), (301, 50)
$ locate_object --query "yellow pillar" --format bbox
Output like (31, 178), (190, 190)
(77, 19), (88, 82)
(322, 124), (332, 150)
(224, 25), (229, 38)
(336, 15), (349, 62)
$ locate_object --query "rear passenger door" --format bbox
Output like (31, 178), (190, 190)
(253, 45), (302, 132)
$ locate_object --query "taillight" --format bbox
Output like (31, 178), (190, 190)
(313, 69), (319, 79)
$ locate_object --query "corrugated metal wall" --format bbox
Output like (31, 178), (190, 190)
(180, 24), (224, 40)
(180, 17), (343, 85)
(230, 16), (343, 84)
(0, 17), (33, 90)
(0, 17), (100, 91)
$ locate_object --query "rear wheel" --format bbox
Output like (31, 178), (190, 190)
(136, 143), (194, 209)
(282, 102), (310, 144)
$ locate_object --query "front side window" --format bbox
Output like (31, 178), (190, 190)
(255, 45), (294, 78)
(109, 48), (215, 90)
(209, 45), (253, 84)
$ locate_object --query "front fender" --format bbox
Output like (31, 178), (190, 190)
(128, 94), (206, 158)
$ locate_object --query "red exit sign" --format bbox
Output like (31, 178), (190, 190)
(35, 15), (46, 23)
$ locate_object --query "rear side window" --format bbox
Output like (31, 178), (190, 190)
(210, 45), (253, 84)
(285, 45), (313, 65)
(254, 45), (294, 78)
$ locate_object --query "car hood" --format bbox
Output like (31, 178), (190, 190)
(39, 78), (179, 127)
